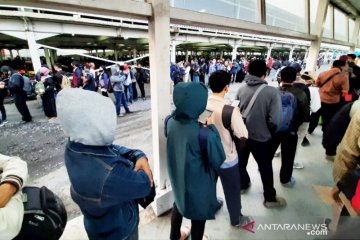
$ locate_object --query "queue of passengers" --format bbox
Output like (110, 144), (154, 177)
(2, 54), (360, 240)
(0, 61), (149, 126)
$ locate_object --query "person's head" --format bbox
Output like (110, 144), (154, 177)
(248, 60), (267, 78)
(347, 54), (356, 63)
(301, 70), (317, 86)
(40, 67), (50, 77)
(332, 59), (348, 71)
(90, 62), (95, 69)
(280, 66), (297, 83)
(0, 65), (13, 77)
(99, 65), (106, 72)
(290, 62), (302, 73)
(54, 63), (62, 72)
(116, 64), (121, 72)
(123, 65), (129, 73)
(137, 63), (142, 68)
(209, 70), (231, 95)
(71, 61), (78, 68)
(57, 88), (116, 146)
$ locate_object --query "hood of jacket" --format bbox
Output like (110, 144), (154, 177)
(245, 74), (267, 86)
(173, 82), (208, 120)
(110, 65), (119, 75)
(57, 88), (116, 146)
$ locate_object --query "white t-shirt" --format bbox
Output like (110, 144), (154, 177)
(309, 86), (321, 113)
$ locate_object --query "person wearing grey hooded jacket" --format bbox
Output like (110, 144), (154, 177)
(110, 64), (131, 116)
(235, 60), (285, 208)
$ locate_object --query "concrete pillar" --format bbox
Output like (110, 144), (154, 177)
(266, 47), (273, 59)
(147, 0), (172, 216)
(133, 48), (137, 63)
(103, 49), (106, 56)
(9, 49), (13, 60)
(114, 49), (118, 61)
(306, 0), (329, 71)
(350, 18), (360, 53)
(25, 30), (41, 72)
(44, 48), (52, 69)
(185, 50), (189, 62)
(220, 50), (224, 59)
(95, 49), (99, 57)
(170, 41), (177, 63)
(289, 46), (295, 60)
(16, 49), (20, 57)
(50, 49), (57, 63)
(231, 44), (238, 61)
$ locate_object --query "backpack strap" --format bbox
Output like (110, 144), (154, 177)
(318, 72), (341, 89)
(222, 105), (235, 140)
(198, 126), (209, 171)
(164, 115), (172, 138)
(242, 84), (266, 119)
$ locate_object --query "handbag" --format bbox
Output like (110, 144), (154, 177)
(135, 183), (156, 209)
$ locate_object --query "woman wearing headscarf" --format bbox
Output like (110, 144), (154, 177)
(39, 67), (57, 121)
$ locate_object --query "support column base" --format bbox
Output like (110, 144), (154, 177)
(152, 187), (174, 216)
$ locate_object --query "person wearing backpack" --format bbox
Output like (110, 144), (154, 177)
(206, 70), (253, 228)
(316, 60), (349, 132)
(98, 65), (109, 97)
(166, 82), (226, 240)
(0, 154), (28, 239)
(271, 67), (310, 188)
(57, 88), (153, 240)
(235, 60), (285, 208)
(0, 72), (9, 127)
(0, 66), (32, 123)
(123, 64), (133, 104)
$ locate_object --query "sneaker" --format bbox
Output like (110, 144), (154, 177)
(126, 110), (133, 114)
(282, 176), (296, 188)
(2, 120), (8, 124)
(117, 114), (125, 117)
(0, 122), (4, 127)
(274, 151), (281, 158)
(263, 197), (287, 208)
(293, 162), (304, 169)
(325, 155), (335, 161)
(301, 136), (310, 146)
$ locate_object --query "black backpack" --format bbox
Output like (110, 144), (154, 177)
(8, 73), (24, 91)
(14, 186), (67, 240)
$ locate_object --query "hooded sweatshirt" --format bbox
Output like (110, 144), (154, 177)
(235, 75), (282, 142)
(166, 82), (225, 220)
(57, 88), (116, 145)
(110, 66), (125, 92)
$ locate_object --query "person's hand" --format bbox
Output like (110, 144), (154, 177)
(331, 185), (341, 205)
(134, 157), (154, 187)
(0, 183), (18, 208)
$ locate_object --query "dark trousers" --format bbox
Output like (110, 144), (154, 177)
(271, 132), (298, 184)
(199, 74), (205, 84)
(170, 203), (206, 240)
(0, 91), (6, 122)
(219, 164), (242, 225)
(101, 91), (109, 97)
(132, 82), (138, 100)
(240, 139), (277, 202)
(114, 91), (129, 115)
(137, 81), (145, 98)
(14, 90), (32, 122)
(308, 109), (321, 134)
(321, 102), (341, 131)
(41, 91), (57, 118)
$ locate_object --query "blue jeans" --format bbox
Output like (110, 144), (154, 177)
(114, 91), (129, 115)
(193, 75), (200, 83)
(124, 85), (133, 103)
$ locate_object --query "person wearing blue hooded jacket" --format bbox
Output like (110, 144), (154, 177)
(165, 82), (226, 240)
(57, 88), (152, 240)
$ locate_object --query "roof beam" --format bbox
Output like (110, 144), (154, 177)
(0, 0), (152, 20)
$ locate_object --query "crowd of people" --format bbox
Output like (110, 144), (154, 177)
(0, 61), (149, 126)
(1, 52), (360, 240)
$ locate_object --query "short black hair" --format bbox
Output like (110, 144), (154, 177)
(347, 54), (356, 60)
(280, 67), (297, 83)
(209, 70), (231, 93)
(54, 63), (62, 68)
(333, 60), (346, 68)
(248, 60), (267, 78)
